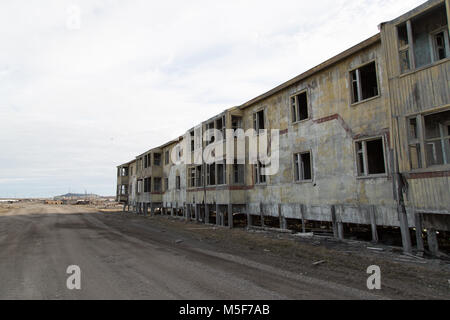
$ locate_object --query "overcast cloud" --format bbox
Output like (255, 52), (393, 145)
(0, 0), (426, 197)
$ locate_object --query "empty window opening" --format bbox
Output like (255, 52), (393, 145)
(165, 150), (169, 165)
(350, 62), (379, 103)
(356, 138), (386, 176)
(119, 185), (128, 195)
(207, 164), (216, 185)
(188, 167), (196, 188)
(408, 117), (423, 170)
(233, 161), (245, 184)
(215, 116), (226, 141)
(119, 167), (129, 177)
(176, 176), (181, 190)
(144, 154), (151, 168)
(144, 178), (151, 193)
(294, 152), (312, 181)
(153, 178), (162, 192)
(397, 4), (449, 72)
(231, 116), (243, 131)
(154, 153), (161, 166)
(206, 122), (215, 145)
(190, 131), (195, 152)
(196, 166), (203, 187)
(291, 92), (309, 123)
(424, 111), (450, 166)
(253, 110), (265, 132)
(255, 161), (267, 184)
(217, 163), (225, 185)
(397, 23), (411, 73)
(431, 29), (449, 61)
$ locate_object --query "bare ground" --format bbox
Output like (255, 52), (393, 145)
(0, 202), (448, 300)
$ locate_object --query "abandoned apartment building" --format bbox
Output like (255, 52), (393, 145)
(116, 0), (450, 256)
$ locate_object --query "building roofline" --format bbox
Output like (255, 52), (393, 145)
(116, 159), (136, 168)
(239, 33), (381, 110)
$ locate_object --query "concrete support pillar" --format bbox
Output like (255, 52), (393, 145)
(216, 204), (221, 226)
(300, 204), (306, 233)
(150, 203), (155, 216)
(205, 204), (210, 224)
(247, 214), (252, 228)
(331, 205), (338, 238)
(228, 204), (233, 229)
(278, 204), (287, 230)
(259, 202), (264, 227)
(337, 222), (344, 240)
(414, 212), (424, 253)
(369, 205), (379, 243)
(427, 228), (439, 257)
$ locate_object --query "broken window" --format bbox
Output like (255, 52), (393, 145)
(217, 163), (226, 185)
(196, 166), (203, 187)
(215, 116), (226, 141)
(144, 178), (151, 193)
(154, 153), (161, 166)
(188, 167), (196, 188)
(190, 131), (195, 152)
(350, 62), (379, 104)
(206, 122), (215, 146)
(424, 111), (450, 166)
(397, 4), (449, 72)
(294, 152), (312, 181)
(233, 160), (245, 184)
(176, 176), (181, 190)
(253, 110), (265, 132)
(207, 163), (216, 185)
(291, 91), (309, 123)
(231, 116), (243, 131)
(408, 117), (423, 170)
(144, 154), (151, 168)
(165, 150), (169, 165)
(137, 180), (143, 194)
(153, 178), (162, 192)
(431, 29), (449, 62)
(255, 161), (267, 184)
(355, 138), (386, 176)
(397, 23), (411, 73)
(120, 185), (128, 195)
(119, 167), (129, 177)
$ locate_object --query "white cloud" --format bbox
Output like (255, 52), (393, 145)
(0, 0), (427, 197)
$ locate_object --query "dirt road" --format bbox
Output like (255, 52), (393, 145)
(0, 203), (448, 299)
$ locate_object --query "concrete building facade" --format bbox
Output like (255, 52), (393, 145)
(116, 0), (450, 255)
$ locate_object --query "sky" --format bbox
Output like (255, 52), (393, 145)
(0, 0), (427, 198)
